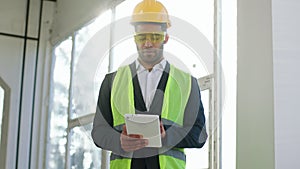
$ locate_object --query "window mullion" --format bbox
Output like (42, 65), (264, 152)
(64, 33), (76, 169)
(99, 7), (116, 169)
(108, 7), (116, 73)
(198, 75), (214, 169)
(213, 0), (222, 168)
(0, 78), (10, 169)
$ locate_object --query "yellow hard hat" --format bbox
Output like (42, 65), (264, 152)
(131, 0), (171, 28)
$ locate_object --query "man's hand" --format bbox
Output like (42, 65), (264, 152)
(160, 121), (166, 139)
(120, 125), (148, 152)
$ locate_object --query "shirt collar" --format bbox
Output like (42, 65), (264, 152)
(136, 59), (166, 73)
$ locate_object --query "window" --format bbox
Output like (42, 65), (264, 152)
(47, 37), (72, 169)
(72, 10), (111, 119)
(47, 10), (112, 169)
(186, 89), (210, 169)
(70, 124), (101, 168)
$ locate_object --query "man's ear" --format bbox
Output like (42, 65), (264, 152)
(163, 33), (169, 44)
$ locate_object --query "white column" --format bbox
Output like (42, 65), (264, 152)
(236, 0), (275, 168)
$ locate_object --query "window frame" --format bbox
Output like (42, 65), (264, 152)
(0, 77), (11, 169)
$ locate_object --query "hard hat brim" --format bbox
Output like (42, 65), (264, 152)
(131, 13), (171, 28)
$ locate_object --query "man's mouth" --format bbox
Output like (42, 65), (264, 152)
(142, 49), (155, 54)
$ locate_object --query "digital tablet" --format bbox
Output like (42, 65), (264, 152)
(124, 114), (162, 147)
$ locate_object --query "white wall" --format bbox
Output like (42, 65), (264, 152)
(236, 0), (275, 168)
(272, 0), (300, 168)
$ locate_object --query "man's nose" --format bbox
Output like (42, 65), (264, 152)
(144, 39), (153, 47)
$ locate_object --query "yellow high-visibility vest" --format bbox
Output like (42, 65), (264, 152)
(110, 64), (191, 169)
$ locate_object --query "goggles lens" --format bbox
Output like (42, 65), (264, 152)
(134, 32), (165, 44)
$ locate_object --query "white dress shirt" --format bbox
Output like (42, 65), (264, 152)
(136, 59), (167, 111)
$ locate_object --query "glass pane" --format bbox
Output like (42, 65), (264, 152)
(71, 10), (112, 119)
(0, 86), (4, 142)
(221, 0), (237, 168)
(160, 0), (214, 44)
(70, 123), (101, 169)
(115, 0), (140, 20)
(47, 38), (72, 169)
(112, 0), (145, 71)
(162, 0), (214, 78)
(164, 40), (209, 78)
(186, 89), (210, 169)
(110, 37), (136, 71)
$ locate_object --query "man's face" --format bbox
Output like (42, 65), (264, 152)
(134, 24), (168, 65)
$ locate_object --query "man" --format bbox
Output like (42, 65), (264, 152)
(91, 0), (207, 168)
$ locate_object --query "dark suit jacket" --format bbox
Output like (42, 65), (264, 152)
(92, 61), (207, 169)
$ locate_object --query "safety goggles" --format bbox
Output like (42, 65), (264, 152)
(134, 32), (166, 44)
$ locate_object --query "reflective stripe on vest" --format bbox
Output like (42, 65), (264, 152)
(110, 64), (191, 169)
(110, 148), (186, 169)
